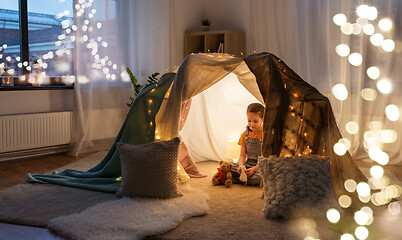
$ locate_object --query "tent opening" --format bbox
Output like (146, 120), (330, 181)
(180, 73), (263, 163)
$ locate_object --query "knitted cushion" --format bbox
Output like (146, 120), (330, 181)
(258, 155), (339, 219)
(116, 137), (182, 199)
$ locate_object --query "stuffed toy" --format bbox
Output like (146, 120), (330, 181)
(212, 160), (233, 188)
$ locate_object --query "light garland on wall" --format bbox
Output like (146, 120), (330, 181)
(329, 4), (401, 240)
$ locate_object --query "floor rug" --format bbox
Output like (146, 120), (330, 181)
(49, 186), (209, 240)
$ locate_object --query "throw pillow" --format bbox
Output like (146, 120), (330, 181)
(116, 137), (182, 199)
(258, 155), (339, 219)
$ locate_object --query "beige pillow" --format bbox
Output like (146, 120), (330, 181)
(116, 137), (182, 199)
(258, 155), (339, 219)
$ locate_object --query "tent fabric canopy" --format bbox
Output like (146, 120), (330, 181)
(28, 53), (366, 198)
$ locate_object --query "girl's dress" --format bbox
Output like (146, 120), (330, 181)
(231, 127), (263, 185)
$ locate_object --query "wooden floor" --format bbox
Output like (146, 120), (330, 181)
(0, 153), (401, 240)
(0, 152), (94, 240)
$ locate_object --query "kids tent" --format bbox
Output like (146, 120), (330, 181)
(28, 52), (367, 198)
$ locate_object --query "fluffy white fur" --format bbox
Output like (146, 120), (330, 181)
(48, 185), (209, 240)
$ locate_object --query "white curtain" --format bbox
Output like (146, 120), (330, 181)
(70, 0), (182, 155)
(249, 0), (402, 165)
(69, 0), (132, 155)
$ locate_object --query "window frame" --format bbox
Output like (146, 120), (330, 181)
(0, 0), (74, 90)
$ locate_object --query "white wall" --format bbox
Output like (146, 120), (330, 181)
(0, 89), (74, 116)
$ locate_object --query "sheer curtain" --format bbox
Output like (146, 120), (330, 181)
(249, 0), (402, 166)
(69, 0), (131, 155)
(70, 0), (180, 155)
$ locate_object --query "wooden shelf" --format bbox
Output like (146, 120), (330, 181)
(185, 30), (245, 57)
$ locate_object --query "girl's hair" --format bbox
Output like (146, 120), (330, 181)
(247, 103), (265, 118)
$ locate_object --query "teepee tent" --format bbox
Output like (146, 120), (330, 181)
(28, 52), (366, 198)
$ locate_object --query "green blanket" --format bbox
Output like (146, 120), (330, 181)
(27, 73), (176, 193)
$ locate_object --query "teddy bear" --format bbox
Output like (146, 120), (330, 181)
(212, 160), (233, 188)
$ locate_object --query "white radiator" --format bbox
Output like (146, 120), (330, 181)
(0, 112), (73, 154)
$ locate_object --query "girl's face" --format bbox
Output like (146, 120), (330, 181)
(247, 112), (263, 132)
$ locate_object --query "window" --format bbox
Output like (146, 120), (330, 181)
(0, 0), (74, 87)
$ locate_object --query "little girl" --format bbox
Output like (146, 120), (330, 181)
(231, 103), (265, 185)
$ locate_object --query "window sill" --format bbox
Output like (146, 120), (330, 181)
(0, 85), (74, 91)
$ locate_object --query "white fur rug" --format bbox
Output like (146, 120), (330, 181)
(48, 185), (209, 240)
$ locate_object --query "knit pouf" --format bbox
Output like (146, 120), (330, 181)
(258, 155), (340, 219)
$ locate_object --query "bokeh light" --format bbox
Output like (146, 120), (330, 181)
(356, 18), (368, 27)
(333, 13), (347, 26)
(376, 78), (393, 94)
(338, 195), (352, 208)
(356, 5), (369, 18)
(326, 208), (341, 223)
(348, 53), (363, 66)
(332, 84), (348, 101)
(378, 18), (393, 32)
(345, 179), (357, 192)
(351, 23), (362, 35)
(346, 121), (359, 134)
(339, 138), (351, 150)
(370, 33), (384, 46)
(369, 165), (384, 178)
(379, 129), (397, 143)
(340, 233), (355, 240)
(334, 142), (347, 156)
(361, 88), (377, 101)
(341, 23), (353, 35)
(385, 104), (400, 121)
(366, 66), (380, 80)
(356, 182), (371, 197)
(362, 24), (375, 35)
(336, 44), (351, 57)
(354, 210), (369, 225)
(367, 6), (378, 21)
(381, 39), (395, 52)
(355, 226), (369, 240)
(388, 202), (401, 215)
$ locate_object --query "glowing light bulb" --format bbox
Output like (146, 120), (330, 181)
(385, 104), (400, 121)
(333, 13), (347, 26)
(326, 208), (341, 223)
(348, 53), (363, 66)
(335, 44), (350, 57)
(378, 18), (393, 32)
(366, 66), (380, 80)
(97, 22), (102, 29)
